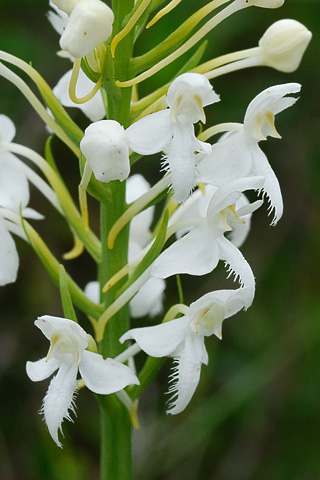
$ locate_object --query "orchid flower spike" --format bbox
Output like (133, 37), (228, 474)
(26, 316), (139, 447)
(127, 73), (219, 203)
(59, 0), (114, 58)
(259, 19), (312, 73)
(80, 120), (130, 182)
(197, 83), (301, 225)
(121, 287), (251, 414)
(152, 177), (264, 305)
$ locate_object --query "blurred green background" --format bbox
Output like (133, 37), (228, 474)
(1, 1), (320, 479)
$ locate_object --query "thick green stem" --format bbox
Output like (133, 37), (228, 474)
(98, 1), (135, 479)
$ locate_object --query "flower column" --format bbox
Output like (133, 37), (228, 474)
(98, 1), (135, 479)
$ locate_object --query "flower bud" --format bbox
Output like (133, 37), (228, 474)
(80, 120), (130, 183)
(50, 0), (80, 15)
(60, 0), (114, 58)
(246, 0), (285, 7)
(259, 19), (312, 72)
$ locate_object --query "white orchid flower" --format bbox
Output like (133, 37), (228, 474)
(52, 68), (105, 121)
(80, 120), (130, 182)
(197, 83), (301, 225)
(60, 0), (114, 58)
(170, 184), (263, 249)
(26, 315), (139, 447)
(151, 177), (264, 304)
(127, 73), (219, 203)
(121, 287), (251, 414)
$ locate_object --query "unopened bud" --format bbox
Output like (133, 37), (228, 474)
(60, 0), (114, 58)
(80, 120), (130, 183)
(259, 19), (312, 72)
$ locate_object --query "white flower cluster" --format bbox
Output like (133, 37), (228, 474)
(114, 74), (301, 414)
(0, 0), (311, 449)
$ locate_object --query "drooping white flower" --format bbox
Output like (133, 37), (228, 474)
(197, 83), (301, 225)
(151, 177), (264, 305)
(259, 20), (312, 73)
(127, 73), (219, 203)
(80, 120), (130, 182)
(121, 287), (251, 414)
(52, 68), (105, 121)
(59, 0), (114, 58)
(26, 315), (139, 447)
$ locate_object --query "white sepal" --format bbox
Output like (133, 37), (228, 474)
(80, 120), (130, 183)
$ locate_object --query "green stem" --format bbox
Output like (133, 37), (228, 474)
(98, 395), (133, 480)
(98, 1), (135, 479)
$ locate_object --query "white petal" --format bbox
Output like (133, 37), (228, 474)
(21, 208), (44, 220)
(53, 69), (105, 121)
(166, 73), (219, 124)
(190, 288), (250, 321)
(167, 334), (208, 415)
(127, 110), (172, 155)
(207, 176), (264, 220)
(244, 83), (301, 141)
(80, 120), (130, 182)
(228, 196), (261, 248)
(35, 315), (88, 343)
(79, 350), (139, 394)
(164, 124), (199, 203)
(26, 357), (60, 382)
(47, 1), (68, 35)
(41, 362), (78, 447)
(127, 174), (154, 249)
(197, 129), (252, 186)
(84, 280), (100, 303)
(0, 114), (16, 143)
(169, 185), (217, 237)
(249, 145), (283, 225)
(0, 153), (30, 212)
(129, 277), (165, 318)
(120, 316), (189, 358)
(217, 237), (255, 307)
(151, 223), (219, 279)
(0, 219), (19, 286)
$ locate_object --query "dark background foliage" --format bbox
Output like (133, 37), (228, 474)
(0, 1), (319, 479)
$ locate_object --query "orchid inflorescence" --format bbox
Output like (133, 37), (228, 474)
(0, 0), (311, 467)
